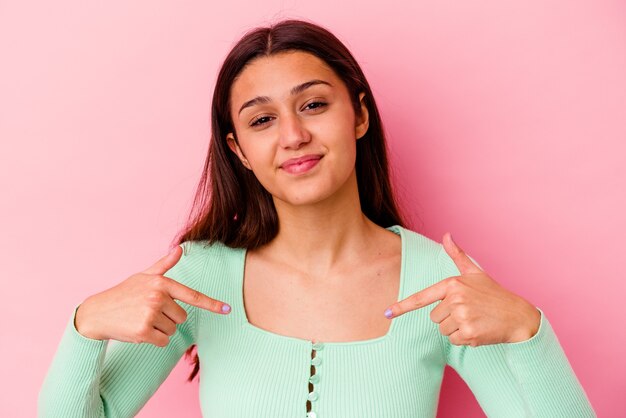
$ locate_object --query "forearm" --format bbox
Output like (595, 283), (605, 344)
(38, 306), (109, 417)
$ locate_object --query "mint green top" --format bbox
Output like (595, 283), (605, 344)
(38, 225), (595, 417)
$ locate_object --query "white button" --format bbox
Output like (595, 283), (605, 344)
(306, 412), (317, 418)
(308, 391), (319, 402)
(312, 342), (325, 351)
(311, 357), (322, 366)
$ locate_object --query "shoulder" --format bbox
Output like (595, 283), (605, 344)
(391, 225), (464, 296)
(178, 239), (238, 258)
(393, 224), (443, 260)
(164, 239), (243, 289)
(390, 225), (480, 273)
(394, 225), (479, 275)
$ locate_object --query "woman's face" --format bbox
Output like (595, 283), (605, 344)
(226, 50), (369, 207)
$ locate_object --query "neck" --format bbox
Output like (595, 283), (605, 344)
(267, 170), (379, 279)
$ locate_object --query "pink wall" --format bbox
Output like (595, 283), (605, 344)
(1, 1), (623, 416)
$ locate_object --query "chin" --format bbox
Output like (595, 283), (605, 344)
(266, 168), (356, 207)
(273, 184), (339, 206)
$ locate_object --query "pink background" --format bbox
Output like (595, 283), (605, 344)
(1, 1), (623, 417)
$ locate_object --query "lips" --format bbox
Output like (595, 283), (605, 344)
(280, 154), (323, 169)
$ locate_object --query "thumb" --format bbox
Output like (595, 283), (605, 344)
(442, 232), (482, 275)
(143, 245), (183, 275)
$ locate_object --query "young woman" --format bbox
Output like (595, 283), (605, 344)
(39, 18), (595, 418)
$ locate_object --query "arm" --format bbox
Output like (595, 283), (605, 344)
(38, 244), (198, 418)
(437, 246), (596, 417)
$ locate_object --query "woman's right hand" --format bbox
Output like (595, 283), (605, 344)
(74, 245), (231, 346)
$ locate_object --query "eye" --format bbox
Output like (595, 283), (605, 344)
(304, 101), (327, 111)
(250, 116), (273, 127)
(249, 102), (328, 128)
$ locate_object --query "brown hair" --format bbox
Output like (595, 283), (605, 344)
(173, 18), (408, 382)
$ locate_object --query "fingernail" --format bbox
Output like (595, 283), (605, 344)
(384, 308), (393, 319)
(221, 304), (231, 313)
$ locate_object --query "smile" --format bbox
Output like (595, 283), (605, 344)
(280, 156), (322, 175)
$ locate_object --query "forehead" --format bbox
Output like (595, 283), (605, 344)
(230, 51), (342, 106)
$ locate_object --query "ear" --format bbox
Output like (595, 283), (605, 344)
(226, 132), (252, 170)
(355, 91), (370, 140)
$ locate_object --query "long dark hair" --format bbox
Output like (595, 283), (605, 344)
(173, 18), (408, 382)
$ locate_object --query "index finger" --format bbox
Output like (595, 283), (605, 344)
(163, 277), (231, 314)
(384, 279), (449, 319)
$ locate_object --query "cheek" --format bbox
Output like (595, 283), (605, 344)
(328, 105), (358, 148)
(325, 117), (358, 166)
(241, 143), (279, 188)
(241, 140), (272, 168)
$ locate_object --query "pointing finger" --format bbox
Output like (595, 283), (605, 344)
(384, 279), (449, 319)
(163, 277), (231, 314)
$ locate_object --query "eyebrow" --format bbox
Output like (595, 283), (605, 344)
(237, 79), (333, 116)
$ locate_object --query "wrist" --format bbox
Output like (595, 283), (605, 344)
(507, 303), (541, 343)
(74, 298), (106, 341)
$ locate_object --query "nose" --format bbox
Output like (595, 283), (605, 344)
(278, 112), (311, 149)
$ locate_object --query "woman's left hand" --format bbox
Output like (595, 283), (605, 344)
(384, 232), (541, 347)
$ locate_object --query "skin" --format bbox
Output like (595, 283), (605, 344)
(226, 50), (391, 277)
(228, 50), (541, 346)
(387, 233), (541, 345)
(76, 50), (540, 347)
(75, 247), (231, 345)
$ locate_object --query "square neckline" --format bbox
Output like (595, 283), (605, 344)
(237, 224), (407, 347)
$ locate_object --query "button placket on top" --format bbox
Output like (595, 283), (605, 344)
(306, 341), (324, 418)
